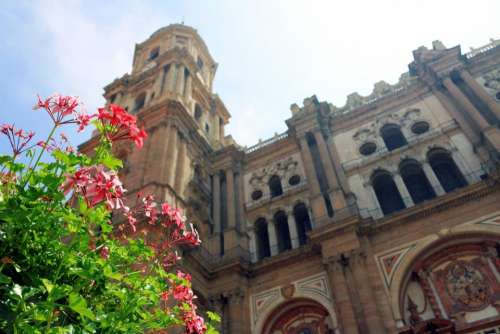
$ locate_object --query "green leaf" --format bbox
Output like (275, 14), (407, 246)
(101, 154), (122, 170)
(41, 278), (54, 293)
(0, 273), (11, 284)
(207, 311), (221, 323)
(103, 265), (123, 281)
(68, 292), (95, 320)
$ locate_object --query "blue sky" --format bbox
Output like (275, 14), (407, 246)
(1, 0), (499, 154)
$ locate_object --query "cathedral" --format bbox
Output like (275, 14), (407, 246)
(79, 24), (500, 333)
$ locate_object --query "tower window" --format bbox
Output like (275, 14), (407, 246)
(133, 93), (146, 113)
(255, 218), (270, 260)
(109, 93), (117, 104)
(400, 160), (435, 204)
(381, 124), (407, 151)
(274, 211), (291, 253)
(411, 121), (430, 135)
(372, 170), (405, 215)
(149, 47), (159, 60)
(293, 203), (312, 245)
(359, 142), (377, 156)
(268, 175), (283, 198)
(194, 104), (203, 122)
(428, 149), (467, 193)
(197, 56), (204, 70)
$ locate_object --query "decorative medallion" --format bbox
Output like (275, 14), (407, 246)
(281, 284), (295, 299)
(445, 261), (491, 311)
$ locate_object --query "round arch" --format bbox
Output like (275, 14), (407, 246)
(260, 298), (337, 334)
(388, 221), (500, 325)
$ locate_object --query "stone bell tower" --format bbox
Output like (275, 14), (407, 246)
(81, 24), (231, 242)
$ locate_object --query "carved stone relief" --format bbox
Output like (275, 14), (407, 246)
(482, 68), (500, 101)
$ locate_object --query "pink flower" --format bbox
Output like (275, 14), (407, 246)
(160, 291), (169, 301)
(0, 124), (36, 157)
(183, 311), (207, 334)
(97, 104), (147, 148)
(172, 283), (193, 302)
(100, 246), (110, 259)
(76, 113), (94, 132)
(34, 94), (94, 132)
(62, 165), (128, 212)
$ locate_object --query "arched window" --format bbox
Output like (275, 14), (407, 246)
(274, 211), (291, 253)
(255, 218), (270, 260)
(293, 203), (312, 246)
(427, 149), (467, 193)
(133, 92), (146, 113)
(268, 175), (283, 198)
(399, 159), (435, 204)
(194, 104), (203, 122)
(372, 170), (405, 215)
(381, 124), (408, 151)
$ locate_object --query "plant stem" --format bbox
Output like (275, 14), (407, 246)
(22, 125), (57, 188)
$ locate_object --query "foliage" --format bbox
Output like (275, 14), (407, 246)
(0, 95), (219, 333)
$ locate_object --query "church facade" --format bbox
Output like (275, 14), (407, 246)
(79, 25), (500, 333)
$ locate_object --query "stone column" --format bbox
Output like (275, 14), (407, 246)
(313, 131), (347, 211)
(313, 131), (340, 189)
(225, 168), (236, 229)
(350, 253), (386, 334)
(174, 135), (187, 196)
(433, 88), (481, 145)
(237, 167), (245, 232)
(451, 150), (476, 184)
(286, 209), (299, 249)
(227, 290), (246, 333)
(326, 136), (350, 192)
(393, 173), (414, 208)
(267, 221), (278, 256)
(175, 64), (185, 95)
(213, 173), (221, 234)
(325, 260), (360, 334)
(248, 228), (257, 262)
(299, 136), (321, 195)
(165, 63), (176, 92)
(460, 70), (500, 121)
(443, 77), (490, 129)
(166, 126), (178, 187)
(422, 162), (446, 196)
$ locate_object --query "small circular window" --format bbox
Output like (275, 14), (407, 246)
(359, 142), (377, 156)
(251, 190), (263, 201)
(411, 121), (430, 135)
(288, 175), (301, 186)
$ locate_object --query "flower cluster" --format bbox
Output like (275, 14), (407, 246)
(62, 165), (127, 211)
(1, 124), (35, 158)
(97, 104), (147, 148)
(161, 271), (207, 334)
(34, 94), (93, 132)
(1, 95), (214, 333)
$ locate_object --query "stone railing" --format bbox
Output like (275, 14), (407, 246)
(465, 38), (500, 59)
(245, 131), (289, 154)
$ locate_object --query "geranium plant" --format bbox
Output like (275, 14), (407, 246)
(0, 95), (219, 333)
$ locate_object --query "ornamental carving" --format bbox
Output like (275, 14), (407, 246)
(445, 261), (491, 311)
(482, 68), (500, 100)
(248, 156), (300, 189)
